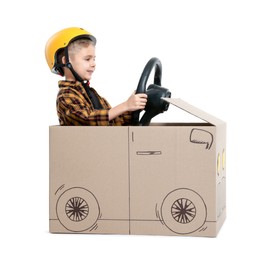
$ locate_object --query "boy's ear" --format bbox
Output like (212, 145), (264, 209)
(62, 56), (66, 64)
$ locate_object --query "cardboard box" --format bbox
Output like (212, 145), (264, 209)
(49, 98), (226, 237)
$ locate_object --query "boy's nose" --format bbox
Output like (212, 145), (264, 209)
(91, 60), (96, 67)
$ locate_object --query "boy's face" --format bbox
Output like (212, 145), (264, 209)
(69, 44), (96, 81)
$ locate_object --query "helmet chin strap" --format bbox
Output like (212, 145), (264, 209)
(64, 47), (103, 109)
(64, 48), (89, 86)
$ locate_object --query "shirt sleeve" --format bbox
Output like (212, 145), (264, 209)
(57, 90), (110, 126)
(121, 111), (132, 126)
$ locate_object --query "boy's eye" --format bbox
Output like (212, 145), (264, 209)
(85, 57), (94, 61)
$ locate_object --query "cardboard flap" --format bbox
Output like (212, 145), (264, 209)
(163, 98), (225, 126)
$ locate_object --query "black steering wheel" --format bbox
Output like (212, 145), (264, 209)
(131, 57), (171, 126)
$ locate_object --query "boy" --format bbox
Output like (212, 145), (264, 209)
(45, 27), (147, 126)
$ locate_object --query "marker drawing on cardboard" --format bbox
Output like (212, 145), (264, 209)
(49, 58), (226, 237)
(190, 128), (214, 150)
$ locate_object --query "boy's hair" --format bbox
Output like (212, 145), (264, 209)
(57, 38), (95, 64)
(68, 38), (95, 56)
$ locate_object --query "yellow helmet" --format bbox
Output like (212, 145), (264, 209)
(45, 27), (96, 75)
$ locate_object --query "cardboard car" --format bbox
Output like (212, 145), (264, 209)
(49, 97), (226, 237)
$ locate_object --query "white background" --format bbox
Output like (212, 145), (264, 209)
(1, 0), (270, 259)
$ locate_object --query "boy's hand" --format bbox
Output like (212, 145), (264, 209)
(109, 91), (147, 121)
(126, 92), (148, 111)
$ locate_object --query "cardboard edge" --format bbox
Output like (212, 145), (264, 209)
(163, 98), (225, 126)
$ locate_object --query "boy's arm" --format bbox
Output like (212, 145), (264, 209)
(108, 92), (147, 121)
(108, 102), (128, 121)
(101, 98), (131, 125)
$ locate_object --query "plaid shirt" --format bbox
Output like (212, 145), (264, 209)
(57, 80), (131, 126)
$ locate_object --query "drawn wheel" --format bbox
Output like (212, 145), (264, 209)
(171, 198), (196, 224)
(65, 197), (89, 222)
(56, 187), (100, 232)
(161, 188), (207, 234)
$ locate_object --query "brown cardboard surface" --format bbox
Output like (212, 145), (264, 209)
(50, 127), (130, 234)
(49, 98), (226, 237)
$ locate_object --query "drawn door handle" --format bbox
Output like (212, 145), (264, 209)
(136, 151), (162, 155)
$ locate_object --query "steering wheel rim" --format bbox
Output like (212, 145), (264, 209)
(132, 57), (162, 125)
